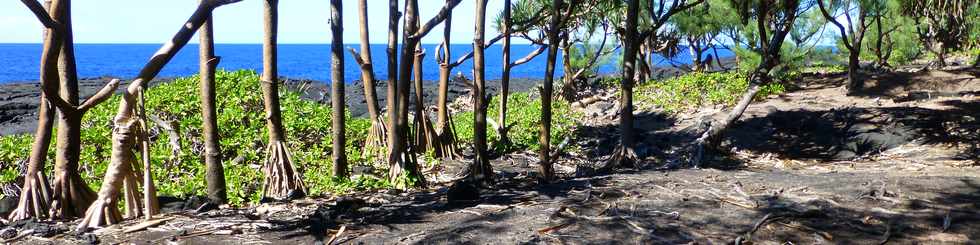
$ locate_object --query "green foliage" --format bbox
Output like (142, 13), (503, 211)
(635, 71), (785, 113)
(0, 70), (378, 206)
(454, 92), (578, 154)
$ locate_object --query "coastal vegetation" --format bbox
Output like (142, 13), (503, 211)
(0, 0), (978, 242)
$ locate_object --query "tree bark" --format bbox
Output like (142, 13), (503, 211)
(198, 4), (226, 205)
(606, 0), (641, 170)
(390, 0), (425, 187)
(48, 0), (95, 219)
(9, 0), (56, 221)
(539, 0), (562, 183)
(330, 0), (347, 179)
(78, 0), (239, 231)
(386, 0), (402, 181)
(261, 0), (305, 199)
(470, 0), (493, 185)
(498, 0), (513, 144)
(434, 0), (460, 159)
(354, 0), (380, 121)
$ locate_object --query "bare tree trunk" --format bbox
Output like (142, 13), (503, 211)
(411, 43), (441, 156)
(604, 0), (640, 171)
(498, 0), (513, 144)
(386, 0), (400, 175)
(349, 0), (387, 161)
(260, 0), (305, 200)
(538, 0), (562, 183)
(48, 0), (95, 219)
(79, 0), (238, 231)
(469, 0), (493, 185)
(9, 97), (55, 221)
(389, 0), (425, 187)
(9, 0), (56, 221)
(434, 1), (460, 159)
(198, 4), (226, 205)
(330, 0), (347, 179)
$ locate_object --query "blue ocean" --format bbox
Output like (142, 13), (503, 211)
(0, 43), (732, 84)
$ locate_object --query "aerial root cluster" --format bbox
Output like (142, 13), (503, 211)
(262, 140), (307, 200)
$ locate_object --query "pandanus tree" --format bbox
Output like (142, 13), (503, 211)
(387, 0), (460, 187)
(816, 0), (874, 95)
(347, 0), (386, 160)
(77, 0), (242, 230)
(12, 0), (121, 220)
(260, 0), (306, 199)
(691, 0), (804, 166)
(469, 0), (494, 184)
(538, 0), (565, 182)
(9, 0), (57, 221)
(198, 0), (227, 205)
(330, 0), (347, 179)
(604, 0), (704, 171)
(901, 0), (976, 67)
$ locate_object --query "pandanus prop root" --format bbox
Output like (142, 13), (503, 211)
(77, 87), (159, 231)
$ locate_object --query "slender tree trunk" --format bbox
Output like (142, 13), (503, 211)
(874, 13), (886, 67)
(350, 0), (386, 161)
(434, 0), (459, 159)
(604, 0), (640, 170)
(386, 0), (402, 178)
(260, 0), (305, 199)
(355, 0), (380, 121)
(498, 0), (512, 143)
(9, 0), (56, 221)
(389, 0), (426, 187)
(539, 0), (562, 183)
(412, 43), (428, 152)
(330, 0), (347, 179)
(470, 0), (492, 185)
(198, 5), (226, 205)
(49, 0), (95, 219)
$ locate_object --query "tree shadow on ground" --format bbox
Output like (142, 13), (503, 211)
(726, 100), (979, 161)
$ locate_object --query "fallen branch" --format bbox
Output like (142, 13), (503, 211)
(537, 222), (573, 234)
(325, 225), (346, 245)
(124, 217), (175, 233)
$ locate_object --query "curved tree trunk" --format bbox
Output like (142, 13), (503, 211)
(199, 5), (226, 205)
(538, 0), (562, 183)
(260, 0), (306, 200)
(330, 0), (348, 179)
(9, 0), (56, 221)
(79, 0), (239, 231)
(9, 97), (55, 221)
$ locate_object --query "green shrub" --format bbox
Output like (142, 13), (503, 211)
(635, 71), (784, 113)
(453, 91), (578, 154)
(0, 70), (378, 205)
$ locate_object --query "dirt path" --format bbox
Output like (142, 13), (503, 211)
(6, 68), (979, 244)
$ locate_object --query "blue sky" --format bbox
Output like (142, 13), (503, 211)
(0, 0), (508, 44)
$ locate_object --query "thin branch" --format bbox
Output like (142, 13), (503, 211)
(448, 33), (507, 68)
(20, 0), (59, 30)
(78, 79), (121, 111)
(511, 45), (547, 66)
(816, 0), (854, 51)
(410, 0), (463, 39)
